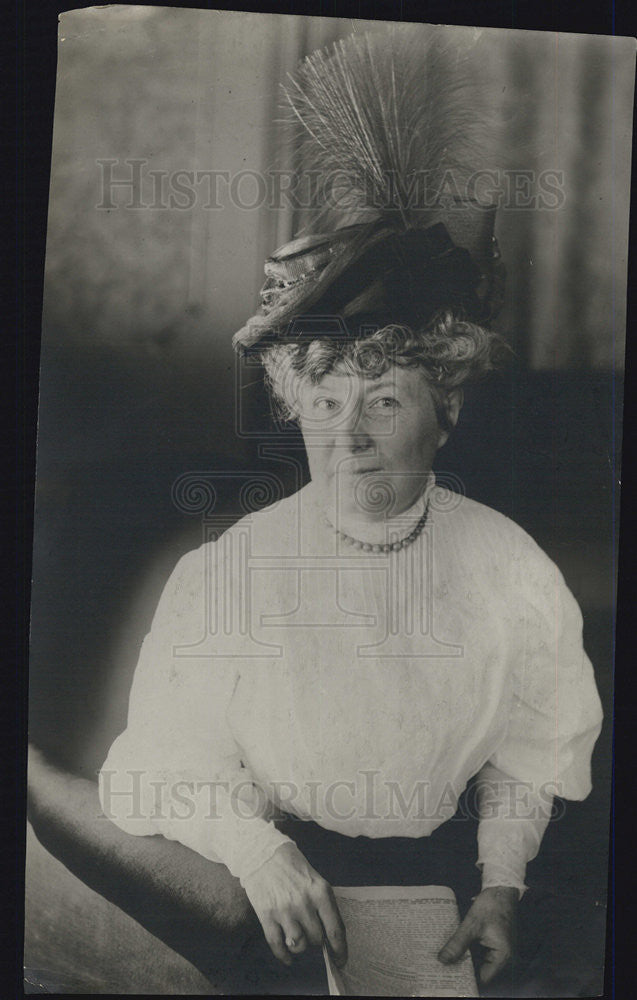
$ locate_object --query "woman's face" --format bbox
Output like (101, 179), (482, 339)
(297, 363), (461, 519)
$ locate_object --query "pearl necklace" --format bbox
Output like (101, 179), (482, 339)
(326, 500), (430, 553)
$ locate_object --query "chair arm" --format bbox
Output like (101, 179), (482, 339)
(26, 744), (258, 982)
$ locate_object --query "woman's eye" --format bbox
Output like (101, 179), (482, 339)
(314, 397), (339, 411)
(369, 396), (399, 410)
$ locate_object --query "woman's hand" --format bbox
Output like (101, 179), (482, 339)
(241, 842), (347, 968)
(438, 886), (518, 985)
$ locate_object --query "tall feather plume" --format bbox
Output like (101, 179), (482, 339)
(232, 27), (499, 352)
(280, 26), (486, 233)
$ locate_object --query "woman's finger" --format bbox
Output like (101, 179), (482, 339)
(262, 919), (292, 966)
(479, 945), (511, 985)
(317, 890), (348, 967)
(298, 904), (325, 948)
(438, 916), (476, 964)
(281, 919), (307, 956)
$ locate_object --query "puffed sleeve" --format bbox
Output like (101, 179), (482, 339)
(490, 530), (603, 799)
(476, 529), (603, 895)
(98, 541), (292, 883)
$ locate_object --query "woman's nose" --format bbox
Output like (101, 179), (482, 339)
(337, 406), (373, 451)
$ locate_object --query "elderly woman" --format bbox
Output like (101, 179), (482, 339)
(95, 30), (603, 995)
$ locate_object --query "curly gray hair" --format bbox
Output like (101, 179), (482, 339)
(260, 310), (509, 428)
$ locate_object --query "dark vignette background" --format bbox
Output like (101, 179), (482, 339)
(15, 1), (637, 998)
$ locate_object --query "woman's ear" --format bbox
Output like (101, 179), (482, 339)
(437, 389), (464, 448)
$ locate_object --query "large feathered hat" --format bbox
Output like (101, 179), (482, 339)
(233, 27), (504, 354)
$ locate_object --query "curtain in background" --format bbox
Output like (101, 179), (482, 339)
(489, 29), (633, 370)
(45, 9), (633, 372)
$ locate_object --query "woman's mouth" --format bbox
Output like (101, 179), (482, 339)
(345, 465), (382, 475)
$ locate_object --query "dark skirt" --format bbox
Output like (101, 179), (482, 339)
(277, 809), (482, 902)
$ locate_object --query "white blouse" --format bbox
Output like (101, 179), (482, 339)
(99, 479), (603, 896)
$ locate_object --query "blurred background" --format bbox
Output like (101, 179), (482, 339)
(29, 6), (632, 963)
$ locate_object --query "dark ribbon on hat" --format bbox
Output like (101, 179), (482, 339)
(312, 226), (479, 321)
(233, 212), (502, 352)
